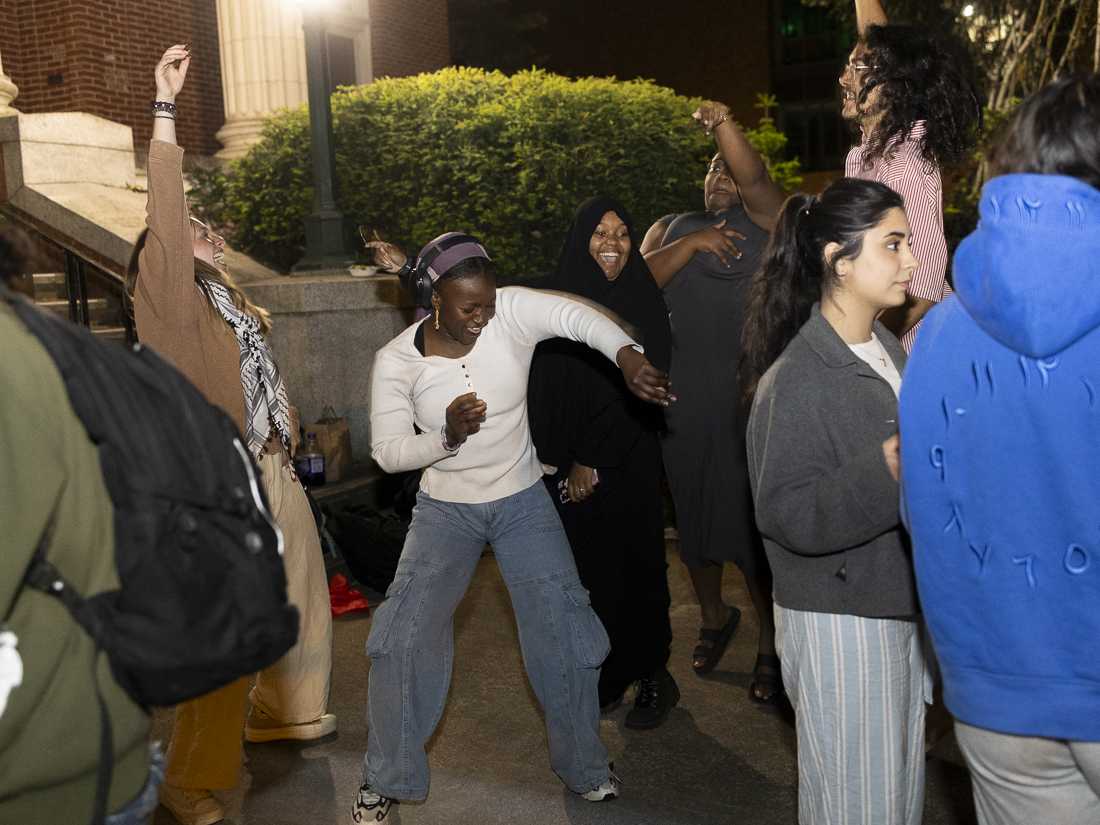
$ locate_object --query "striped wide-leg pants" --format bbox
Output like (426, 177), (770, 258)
(775, 605), (932, 825)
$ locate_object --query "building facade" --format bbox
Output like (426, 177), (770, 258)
(0, 0), (450, 159)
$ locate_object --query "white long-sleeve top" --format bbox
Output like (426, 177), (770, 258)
(369, 286), (638, 504)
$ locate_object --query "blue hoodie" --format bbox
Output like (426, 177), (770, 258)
(900, 173), (1100, 742)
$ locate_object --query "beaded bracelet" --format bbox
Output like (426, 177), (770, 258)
(151, 100), (178, 117)
(708, 112), (730, 133)
(441, 424), (461, 452)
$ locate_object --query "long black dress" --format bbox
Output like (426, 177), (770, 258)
(528, 196), (673, 707)
(659, 205), (769, 574)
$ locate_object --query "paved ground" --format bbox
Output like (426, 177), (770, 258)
(152, 543), (978, 825)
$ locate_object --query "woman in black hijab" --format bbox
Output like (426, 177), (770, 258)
(529, 196), (677, 729)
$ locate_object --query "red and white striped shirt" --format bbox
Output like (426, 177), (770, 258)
(846, 121), (950, 352)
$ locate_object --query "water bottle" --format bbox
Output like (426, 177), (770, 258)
(295, 433), (326, 487)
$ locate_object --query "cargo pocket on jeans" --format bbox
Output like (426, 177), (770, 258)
(562, 583), (610, 668)
(365, 573), (415, 658)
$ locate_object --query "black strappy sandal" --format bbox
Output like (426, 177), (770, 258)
(692, 606), (741, 675)
(748, 653), (785, 706)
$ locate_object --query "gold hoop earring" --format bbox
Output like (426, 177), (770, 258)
(433, 307), (441, 330)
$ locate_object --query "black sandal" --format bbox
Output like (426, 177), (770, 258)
(692, 606), (741, 675)
(749, 653), (785, 706)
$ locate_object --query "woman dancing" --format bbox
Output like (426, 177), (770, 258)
(355, 231), (672, 821)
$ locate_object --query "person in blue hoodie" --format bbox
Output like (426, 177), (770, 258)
(900, 74), (1100, 825)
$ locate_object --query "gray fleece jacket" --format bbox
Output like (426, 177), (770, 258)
(746, 305), (917, 618)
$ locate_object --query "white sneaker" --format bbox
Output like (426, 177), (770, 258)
(351, 782), (394, 823)
(580, 765), (622, 802)
(244, 707), (337, 743)
(159, 784), (225, 825)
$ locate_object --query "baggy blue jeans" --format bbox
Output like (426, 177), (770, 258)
(104, 743), (165, 825)
(363, 481), (611, 800)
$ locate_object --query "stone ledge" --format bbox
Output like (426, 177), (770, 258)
(244, 273), (412, 314)
(0, 112), (136, 189)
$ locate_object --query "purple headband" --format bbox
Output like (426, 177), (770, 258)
(418, 232), (492, 282)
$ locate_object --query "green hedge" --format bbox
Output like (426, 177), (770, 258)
(194, 68), (800, 276)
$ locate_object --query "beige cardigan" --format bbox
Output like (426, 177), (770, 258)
(134, 140), (249, 435)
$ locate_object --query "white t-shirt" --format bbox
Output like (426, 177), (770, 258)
(849, 333), (902, 398)
(369, 286), (637, 504)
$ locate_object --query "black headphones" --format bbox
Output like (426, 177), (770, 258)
(396, 259), (434, 310)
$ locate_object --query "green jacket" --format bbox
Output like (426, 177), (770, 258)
(0, 302), (150, 824)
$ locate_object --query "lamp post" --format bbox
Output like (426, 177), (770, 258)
(292, 3), (357, 272)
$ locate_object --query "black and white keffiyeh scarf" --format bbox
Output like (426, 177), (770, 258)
(205, 280), (292, 459)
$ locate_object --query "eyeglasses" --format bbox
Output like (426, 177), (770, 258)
(847, 59), (875, 73)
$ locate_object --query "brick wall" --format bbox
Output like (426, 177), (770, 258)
(370, 0), (451, 79)
(0, 0), (225, 156)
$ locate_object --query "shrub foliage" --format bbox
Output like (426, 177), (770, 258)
(196, 68), (799, 276)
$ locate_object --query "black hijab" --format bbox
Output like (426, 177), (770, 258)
(528, 197), (670, 470)
(543, 196), (671, 371)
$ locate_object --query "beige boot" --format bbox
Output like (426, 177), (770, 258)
(158, 783), (225, 825)
(244, 706), (337, 743)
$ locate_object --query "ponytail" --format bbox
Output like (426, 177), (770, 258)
(739, 194), (821, 401)
(739, 178), (904, 401)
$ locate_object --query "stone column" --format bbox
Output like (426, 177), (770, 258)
(214, 0), (308, 160)
(0, 47), (20, 115)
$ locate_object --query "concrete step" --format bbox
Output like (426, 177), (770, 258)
(90, 325), (128, 344)
(36, 296), (112, 318)
(30, 271), (66, 301)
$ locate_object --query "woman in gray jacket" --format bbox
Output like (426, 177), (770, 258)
(741, 178), (927, 825)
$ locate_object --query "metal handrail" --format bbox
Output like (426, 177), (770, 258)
(62, 250), (135, 344)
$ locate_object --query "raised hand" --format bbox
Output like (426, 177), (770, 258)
(361, 228), (408, 272)
(692, 100), (732, 135)
(155, 44), (191, 102)
(692, 219), (746, 266)
(616, 347), (676, 407)
(444, 392), (488, 446)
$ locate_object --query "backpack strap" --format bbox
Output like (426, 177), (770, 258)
(22, 516), (115, 825)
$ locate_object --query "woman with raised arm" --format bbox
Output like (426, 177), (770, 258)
(354, 231), (671, 822)
(130, 46), (334, 825)
(742, 178), (928, 824)
(640, 102), (785, 702)
(839, 0), (980, 351)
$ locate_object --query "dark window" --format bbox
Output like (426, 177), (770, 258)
(772, 0), (854, 171)
(326, 33), (358, 93)
(778, 102), (852, 173)
(777, 0), (848, 65)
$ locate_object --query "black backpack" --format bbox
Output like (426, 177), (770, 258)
(3, 288), (300, 820)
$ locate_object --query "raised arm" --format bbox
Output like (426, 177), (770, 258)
(695, 101), (786, 230)
(856, 0), (888, 33)
(133, 45), (199, 347)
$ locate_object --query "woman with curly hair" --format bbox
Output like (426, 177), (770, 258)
(840, 0), (981, 351)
